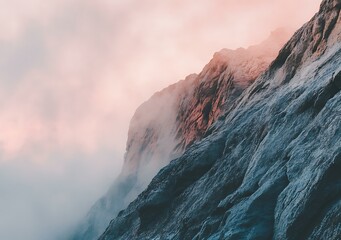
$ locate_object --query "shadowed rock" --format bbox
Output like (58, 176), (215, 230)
(98, 1), (341, 239)
(71, 22), (290, 240)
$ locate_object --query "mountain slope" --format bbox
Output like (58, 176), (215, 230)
(99, 0), (341, 239)
(72, 29), (289, 240)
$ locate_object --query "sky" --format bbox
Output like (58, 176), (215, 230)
(0, 0), (321, 239)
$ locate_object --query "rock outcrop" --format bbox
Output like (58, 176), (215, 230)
(71, 28), (289, 240)
(99, 0), (341, 239)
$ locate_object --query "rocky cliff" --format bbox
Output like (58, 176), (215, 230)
(99, 0), (341, 239)
(72, 27), (289, 240)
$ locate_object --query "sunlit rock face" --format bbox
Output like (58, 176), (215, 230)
(71, 25), (289, 240)
(176, 28), (289, 149)
(98, 0), (341, 239)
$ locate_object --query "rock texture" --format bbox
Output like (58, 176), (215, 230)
(71, 28), (289, 240)
(99, 0), (341, 239)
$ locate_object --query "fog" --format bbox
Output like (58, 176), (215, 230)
(0, 0), (321, 239)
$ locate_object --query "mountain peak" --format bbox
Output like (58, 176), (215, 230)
(71, 25), (290, 240)
(204, 28), (292, 89)
(99, 2), (341, 240)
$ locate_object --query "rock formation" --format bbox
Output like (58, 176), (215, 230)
(98, 0), (341, 239)
(71, 26), (290, 240)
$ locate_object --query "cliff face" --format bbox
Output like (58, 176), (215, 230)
(175, 28), (289, 150)
(99, 0), (341, 239)
(72, 28), (289, 240)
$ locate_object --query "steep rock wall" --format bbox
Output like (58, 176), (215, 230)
(99, 1), (341, 239)
(72, 29), (289, 240)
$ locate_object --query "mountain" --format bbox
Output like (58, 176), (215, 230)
(71, 27), (290, 240)
(98, 0), (341, 239)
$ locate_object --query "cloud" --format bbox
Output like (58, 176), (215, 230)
(0, 0), (321, 239)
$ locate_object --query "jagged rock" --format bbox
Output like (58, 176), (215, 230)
(98, 0), (341, 239)
(71, 27), (289, 240)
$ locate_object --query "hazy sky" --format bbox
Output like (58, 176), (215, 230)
(0, 0), (321, 239)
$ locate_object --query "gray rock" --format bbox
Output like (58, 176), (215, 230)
(99, 1), (341, 239)
(70, 19), (289, 240)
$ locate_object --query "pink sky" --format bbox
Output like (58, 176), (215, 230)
(0, 0), (321, 239)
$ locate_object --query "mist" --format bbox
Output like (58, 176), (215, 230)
(0, 0), (321, 239)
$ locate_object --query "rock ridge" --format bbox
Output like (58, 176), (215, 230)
(71, 28), (289, 240)
(99, 0), (341, 239)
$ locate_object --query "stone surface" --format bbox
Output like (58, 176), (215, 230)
(71, 27), (289, 240)
(98, 1), (341, 239)
(71, 25), (289, 240)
